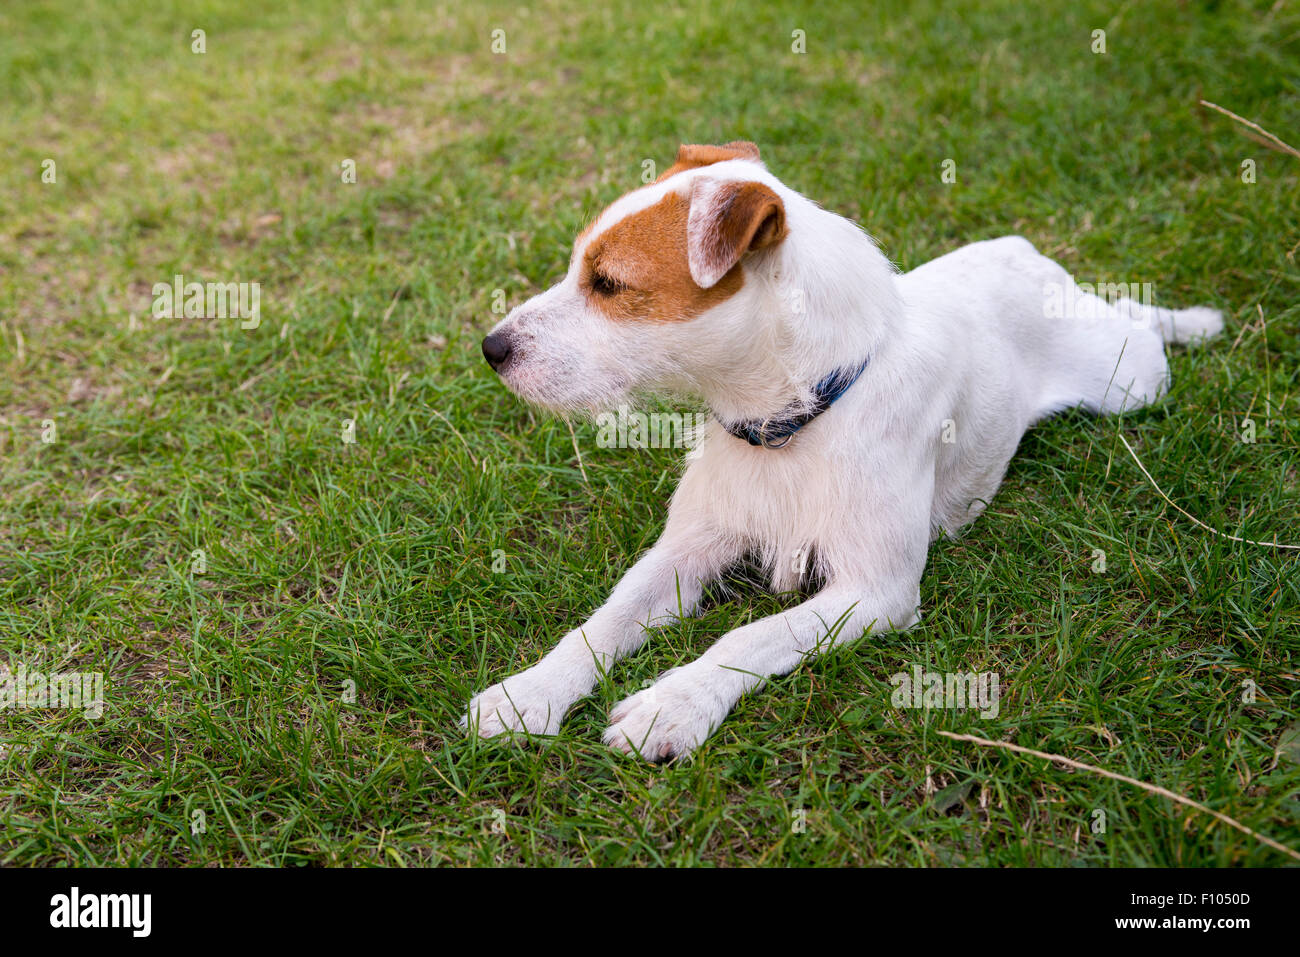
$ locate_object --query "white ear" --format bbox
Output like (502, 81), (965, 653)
(686, 177), (788, 289)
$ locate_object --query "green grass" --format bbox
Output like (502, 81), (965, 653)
(1, 0), (1298, 866)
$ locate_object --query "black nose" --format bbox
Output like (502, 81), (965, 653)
(481, 332), (511, 371)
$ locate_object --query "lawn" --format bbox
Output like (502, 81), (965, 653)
(1, 0), (1298, 866)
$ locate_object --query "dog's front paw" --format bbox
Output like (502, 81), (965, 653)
(463, 668), (568, 739)
(603, 671), (722, 762)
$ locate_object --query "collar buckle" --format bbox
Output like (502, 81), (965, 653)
(759, 427), (794, 449)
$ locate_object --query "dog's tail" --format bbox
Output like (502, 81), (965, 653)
(1115, 298), (1225, 345)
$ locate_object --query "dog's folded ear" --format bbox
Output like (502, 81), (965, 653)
(686, 178), (788, 289)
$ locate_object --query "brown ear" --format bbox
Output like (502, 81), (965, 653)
(686, 179), (787, 289)
(656, 141), (761, 182)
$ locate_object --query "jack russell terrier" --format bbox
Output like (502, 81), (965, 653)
(466, 141), (1223, 761)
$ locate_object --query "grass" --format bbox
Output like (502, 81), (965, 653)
(1, 0), (1298, 866)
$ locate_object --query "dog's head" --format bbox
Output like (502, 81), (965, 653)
(481, 141), (898, 419)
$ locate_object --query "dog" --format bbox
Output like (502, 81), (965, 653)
(466, 141), (1223, 761)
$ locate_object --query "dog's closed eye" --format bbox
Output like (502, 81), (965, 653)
(589, 270), (625, 297)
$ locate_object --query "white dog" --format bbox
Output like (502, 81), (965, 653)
(466, 141), (1222, 761)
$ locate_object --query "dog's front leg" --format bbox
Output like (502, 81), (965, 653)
(464, 525), (733, 739)
(604, 582), (920, 761)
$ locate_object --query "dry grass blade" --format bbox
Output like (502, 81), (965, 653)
(1119, 434), (1300, 550)
(939, 730), (1300, 862)
(1200, 99), (1300, 160)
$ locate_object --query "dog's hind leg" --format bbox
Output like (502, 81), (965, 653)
(1033, 288), (1222, 421)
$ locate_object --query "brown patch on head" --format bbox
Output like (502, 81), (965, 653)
(655, 141), (761, 183)
(581, 192), (743, 322)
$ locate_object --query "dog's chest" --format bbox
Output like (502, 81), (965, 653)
(677, 433), (851, 581)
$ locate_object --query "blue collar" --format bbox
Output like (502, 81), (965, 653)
(719, 357), (871, 449)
